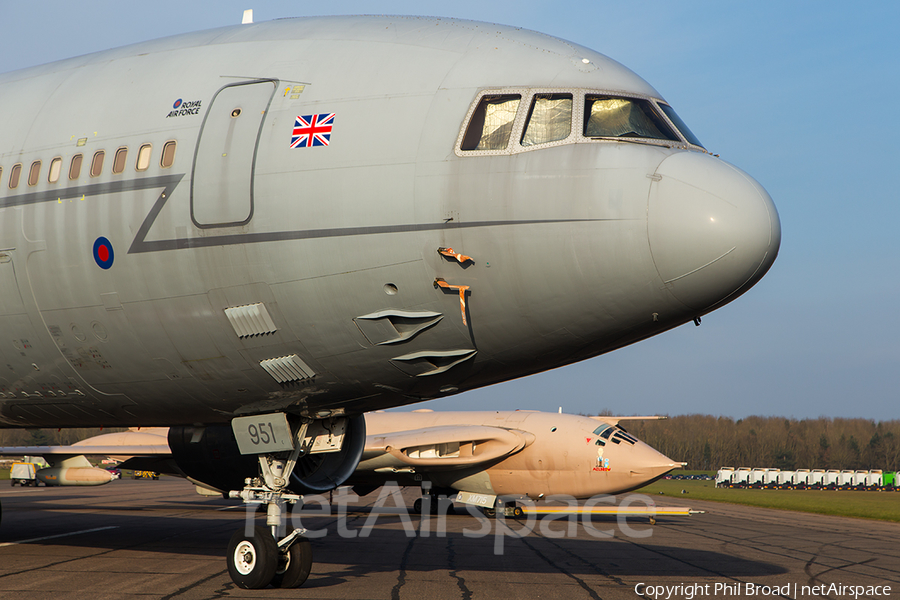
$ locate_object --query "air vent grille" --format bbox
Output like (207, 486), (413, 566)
(225, 303), (277, 337)
(259, 354), (315, 383)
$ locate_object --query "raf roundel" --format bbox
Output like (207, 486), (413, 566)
(93, 237), (114, 270)
(173, 98), (183, 109)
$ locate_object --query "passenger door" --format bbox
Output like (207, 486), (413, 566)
(191, 80), (277, 228)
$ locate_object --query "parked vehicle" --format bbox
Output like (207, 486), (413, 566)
(715, 466), (899, 491)
(10, 462), (42, 486)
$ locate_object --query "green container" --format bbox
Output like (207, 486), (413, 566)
(884, 472), (896, 487)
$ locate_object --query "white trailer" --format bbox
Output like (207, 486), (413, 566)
(733, 468), (752, 487)
(777, 470), (795, 488)
(808, 470), (825, 488)
(748, 468), (769, 487)
(823, 470), (841, 488)
(837, 470), (855, 487)
(866, 470), (883, 488)
(852, 470), (869, 487)
(763, 469), (781, 488)
(715, 467), (735, 488)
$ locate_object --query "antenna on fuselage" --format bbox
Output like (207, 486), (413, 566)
(242, 9), (254, 24)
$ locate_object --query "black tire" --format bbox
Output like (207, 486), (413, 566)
(272, 536), (312, 588)
(412, 498), (422, 514)
(226, 525), (278, 589)
(483, 507), (496, 518)
(512, 506), (524, 518)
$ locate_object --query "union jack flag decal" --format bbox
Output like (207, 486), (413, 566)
(290, 113), (335, 148)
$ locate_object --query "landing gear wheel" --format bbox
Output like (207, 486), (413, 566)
(483, 507), (496, 518)
(413, 498), (422, 514)
(512, 506), (524, 518)
(227, 525), (278, 589)
(272, 536), (313, 588)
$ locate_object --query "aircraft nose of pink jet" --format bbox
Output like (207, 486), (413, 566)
(627, 440), (681, 482)
(648, 152), (781, 312)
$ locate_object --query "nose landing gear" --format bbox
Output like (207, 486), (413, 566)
(228, 480), (311, 589)
(226, 417), (316, 589)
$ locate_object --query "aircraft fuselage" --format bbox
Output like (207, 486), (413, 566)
(0, 17), (780, 427)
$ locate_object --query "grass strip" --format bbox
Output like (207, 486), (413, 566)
(642, 478), (900, 522)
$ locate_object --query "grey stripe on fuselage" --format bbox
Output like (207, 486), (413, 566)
(0, 174), (181, 209)
(0, 174), (623, 254)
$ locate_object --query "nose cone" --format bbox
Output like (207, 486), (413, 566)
(648, 152), (781, 311)
(627, 441), (681, 483)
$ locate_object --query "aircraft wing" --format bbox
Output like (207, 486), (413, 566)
(363, 425), (534, 468)
(0, 444), (170, 457)
(588, 415), (668, 427)
(0, 428), (171, 460)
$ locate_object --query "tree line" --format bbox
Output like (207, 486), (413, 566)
(619, 415), (900, 472)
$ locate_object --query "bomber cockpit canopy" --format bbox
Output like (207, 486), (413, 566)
(591, 422), (639, 447)
(457, 88), (704, 155)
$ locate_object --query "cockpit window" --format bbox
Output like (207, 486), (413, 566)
(457, 89), (707, 157)
(658, 103), (704, 149)
(521, 93), (572, 147)
(461, 94), (521, 151)
(584, 96), (679, 142)
(592, 423), (611, 436)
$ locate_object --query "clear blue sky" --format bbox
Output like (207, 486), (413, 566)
(2, 2), (897, 421)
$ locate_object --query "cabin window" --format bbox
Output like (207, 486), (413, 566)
(160, 140), (177, 168)
(112, 147), (128, 174)
(0, 168), (3, 187)
(136, 144), (152, 171)
(584, 96), (679, 142)
(48, 157), (62, 183)
(90, 151), (105, 177)
(8, 164), (21, 189)
(521, 93), (572, 146)
(658, 103), (704, 148)
(69, 154), (83, 180)
(461, 94), (521, 151)
(28, 161), (41, 186)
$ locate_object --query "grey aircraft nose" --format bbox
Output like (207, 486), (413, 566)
(648, 152), (781, 312)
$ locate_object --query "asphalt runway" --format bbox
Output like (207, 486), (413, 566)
(0, 478), (897, 599)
